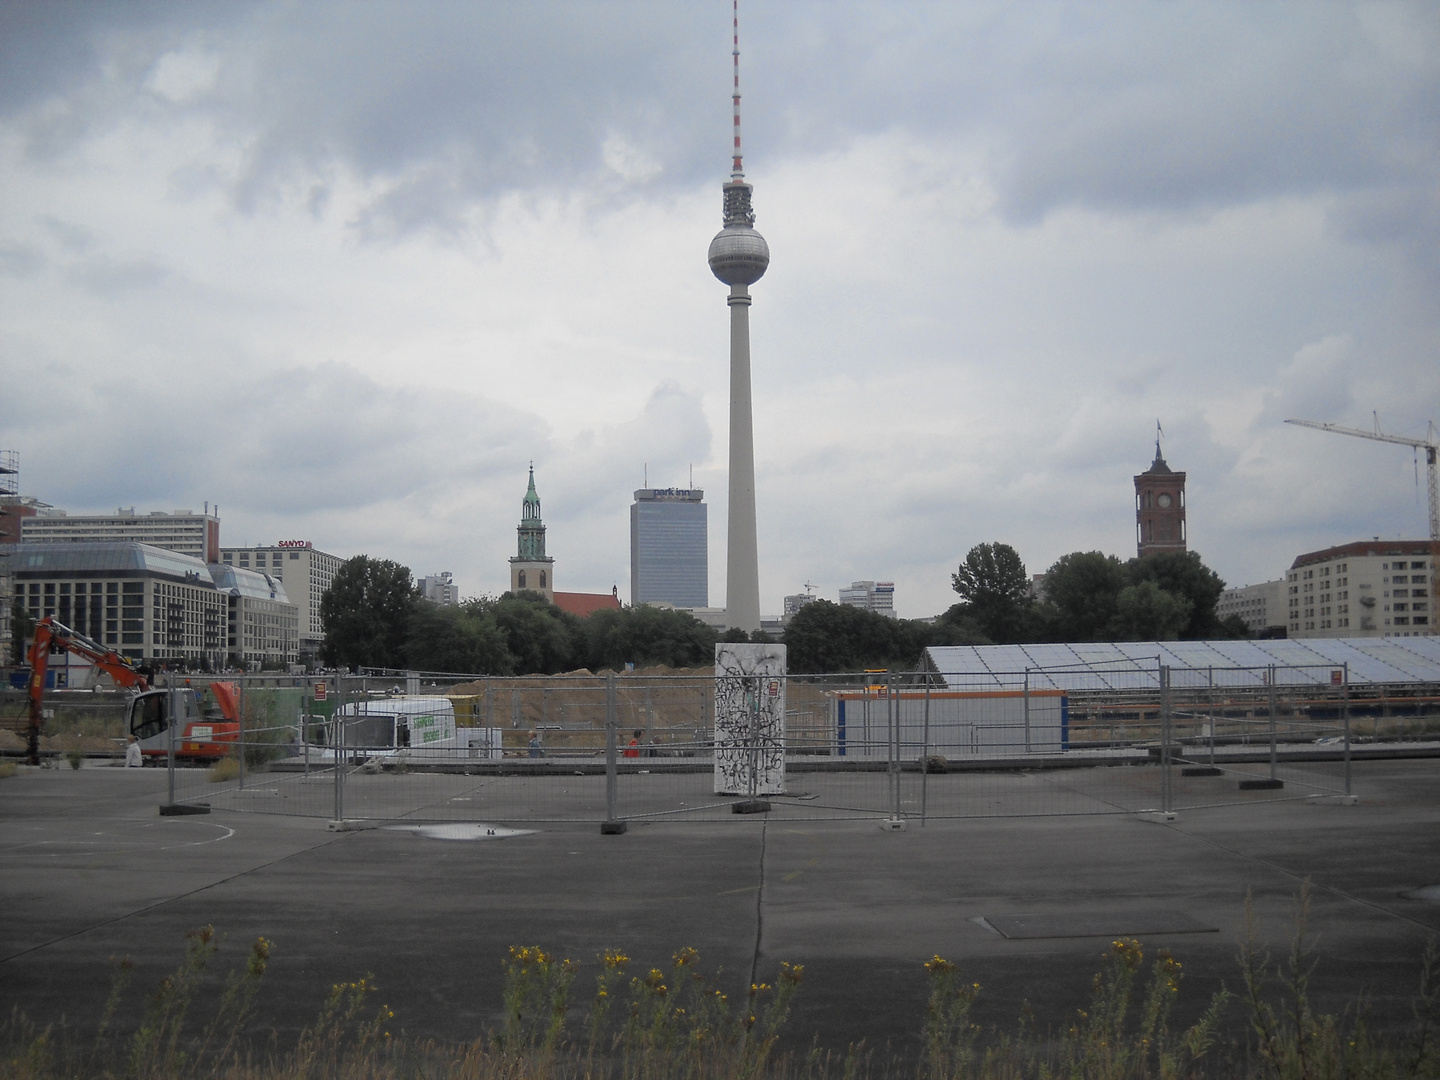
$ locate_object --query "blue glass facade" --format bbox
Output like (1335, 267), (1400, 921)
(630, 489), (707, 608)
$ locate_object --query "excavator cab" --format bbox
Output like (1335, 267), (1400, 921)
(127, 689), (201, 754)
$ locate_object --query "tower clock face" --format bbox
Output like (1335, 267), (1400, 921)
(1157, 493), (1173, 508)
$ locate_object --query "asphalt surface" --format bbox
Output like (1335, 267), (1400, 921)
(2, 759), (1438, 1064)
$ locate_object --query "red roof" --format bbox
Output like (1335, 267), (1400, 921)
(552, 590), (622, 618)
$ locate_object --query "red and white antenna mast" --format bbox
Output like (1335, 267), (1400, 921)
(731, 0), (744, 181)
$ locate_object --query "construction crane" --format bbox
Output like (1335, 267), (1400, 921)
(1285, 416), (1439, 543)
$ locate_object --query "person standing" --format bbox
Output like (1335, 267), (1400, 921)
(124, 734), (142, 768)
(527, 730), (544, 758)
(624, 730), (642, 758)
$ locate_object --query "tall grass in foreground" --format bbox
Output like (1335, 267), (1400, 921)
(3, 886), (1436, 1080)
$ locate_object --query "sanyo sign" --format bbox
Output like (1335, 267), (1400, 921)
(277, 540), (313, 549)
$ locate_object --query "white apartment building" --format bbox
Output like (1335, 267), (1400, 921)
(1286, 540), (1433, 639)
(219, 541), (342, 658)
(22, 509), (221, 562)
(1217, 579), (1285, 636)
(839, 580), (896, 618)
(420, 572), (459, 606)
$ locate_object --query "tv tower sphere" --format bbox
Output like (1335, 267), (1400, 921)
(708, 223), (769, 286)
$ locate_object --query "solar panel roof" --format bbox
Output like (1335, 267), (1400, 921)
(927, 637), (1440, 689)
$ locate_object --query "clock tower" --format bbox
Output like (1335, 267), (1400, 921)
(509, 465), (555, 601)
(1134, 438), (1187, 558)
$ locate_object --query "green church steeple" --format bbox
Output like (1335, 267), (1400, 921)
(516, 464), (547, 560)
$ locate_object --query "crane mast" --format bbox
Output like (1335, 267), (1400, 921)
(1285, 417), (1440, 543)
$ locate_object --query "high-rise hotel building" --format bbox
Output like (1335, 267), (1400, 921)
(631, 488), (708, 608)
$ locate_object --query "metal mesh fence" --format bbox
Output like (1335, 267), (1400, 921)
(55, 658), (1425, 825)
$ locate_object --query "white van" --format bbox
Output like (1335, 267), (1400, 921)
(309, 696), (501, 761)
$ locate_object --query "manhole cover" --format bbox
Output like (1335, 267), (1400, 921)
(385, 823), (534, 842)
(1401, 885), (1440, 903)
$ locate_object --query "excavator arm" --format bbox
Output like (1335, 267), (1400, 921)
(25, 616), (149, 765)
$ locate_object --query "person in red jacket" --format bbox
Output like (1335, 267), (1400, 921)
(623, 730), (643, 758)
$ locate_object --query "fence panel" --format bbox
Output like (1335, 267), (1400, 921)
(37, 658), (1410, 824)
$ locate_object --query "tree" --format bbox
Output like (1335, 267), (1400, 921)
(404, 598), (515, 675)
(932, 604), (993, 646)
(1122, 551), (1227, 639)
(320, 556), (418, 670)
(582, 606), (717, 671)
(488, 592), (583, 675)
(783, 600), (932, 674)
(1108, 580), (1193, 641)
(1040, 551), (1128, 642)
(951, 542), (1035, 643)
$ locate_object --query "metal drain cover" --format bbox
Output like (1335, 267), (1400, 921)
(983, 909), (1217, 940)
(385, 823), (535, 841)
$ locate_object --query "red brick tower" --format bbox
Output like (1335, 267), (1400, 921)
(1134, 438), (1187, 558)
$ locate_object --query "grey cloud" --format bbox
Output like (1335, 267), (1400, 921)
(6, 2), (1437, 238)
(547, 381), (712, 521)
(68, 256), (171, 295)
(39, 215), (98, 252)
(14, 360), (540, 517)
(0, 243), (45, 277)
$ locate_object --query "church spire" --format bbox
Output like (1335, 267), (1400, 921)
(516, 465), (546, 558)
(522, 462), (542, 525)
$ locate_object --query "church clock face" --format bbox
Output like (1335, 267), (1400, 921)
(1157, 493), (1173, 508)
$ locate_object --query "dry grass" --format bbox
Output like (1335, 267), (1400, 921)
(208, 757), (241, 783)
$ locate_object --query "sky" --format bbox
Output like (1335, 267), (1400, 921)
(2, 1), (1437, 620)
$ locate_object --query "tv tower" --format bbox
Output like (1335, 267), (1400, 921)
(707, 0), (769, 633)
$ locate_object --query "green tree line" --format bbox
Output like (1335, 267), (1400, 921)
(319, 556), (733, 675)
(949, 541), (1249, 644)
(319, 544), (1248, 679)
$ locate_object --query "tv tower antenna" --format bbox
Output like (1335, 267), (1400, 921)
(731, 0), (744, 182)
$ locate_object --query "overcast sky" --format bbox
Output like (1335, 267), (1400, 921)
(2, 2), (1437, 618)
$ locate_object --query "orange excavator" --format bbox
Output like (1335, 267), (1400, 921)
(25, 616), (241, 766)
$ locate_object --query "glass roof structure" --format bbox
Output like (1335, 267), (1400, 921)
(926, 638), (1440, 691)
(15, 542), (216, 585)
(208, 563), (291, 604)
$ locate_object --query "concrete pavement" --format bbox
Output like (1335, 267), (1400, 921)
(2, 759), (1437, 1061)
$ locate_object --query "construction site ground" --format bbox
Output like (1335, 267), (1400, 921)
(1, 757), (1438, 1063)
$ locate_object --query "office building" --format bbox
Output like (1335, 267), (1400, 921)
(420, 572), (459, 606)
(839, 580), (896, 617)
(630, 487), (707, 608)
(1217, 580), (1285, 636)
(23, 508), (221, 563)
(783, 590), (817, 622)
(1286, 540), (1433, 638)
(220, 541), (342, 659)
(208, 563), (301, 667)
(15, 542), (226, 666)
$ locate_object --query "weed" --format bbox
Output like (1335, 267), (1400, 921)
(0, 761), (17, 779)
(3, 896), (1439, 1080)
(1238, 881), (1436, 1080)
(208, 756), (240, 783)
